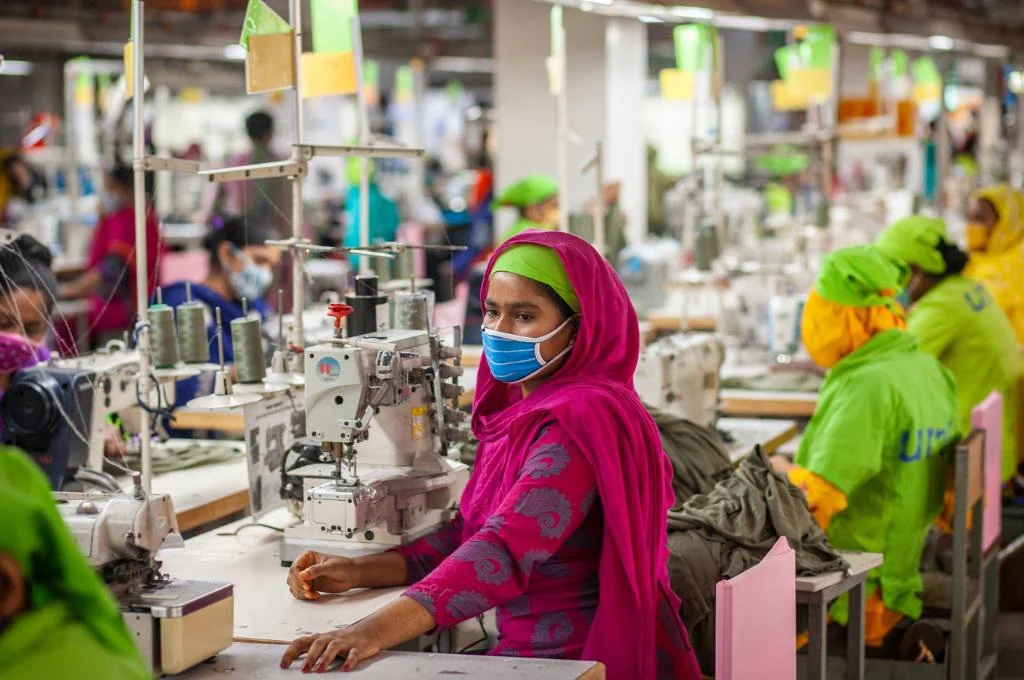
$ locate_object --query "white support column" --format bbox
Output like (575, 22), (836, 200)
(494, 0), (648, 243)
(604, 16), (647, 244)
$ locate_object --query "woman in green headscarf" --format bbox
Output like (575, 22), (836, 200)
(0, 447), (150, 679)
(494, 174), (559, 243)
(773, 245), (958, 651)
(877, 216), (1020, 481)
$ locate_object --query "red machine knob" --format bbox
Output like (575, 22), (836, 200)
(326, 303), (354, 330)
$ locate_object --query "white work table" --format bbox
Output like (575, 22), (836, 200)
(176, 643), (605, 679)
(719, 417), (799, 463)
(150, 458), (250, 534)
(159, 509), (404, 644)
(720, 388), (819, 419)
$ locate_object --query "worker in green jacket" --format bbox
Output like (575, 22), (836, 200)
(494, 174), (559, 243)
(877, 215), (1021, 482)
(0, 447), (151, 680)
(774, 245), (959, 649)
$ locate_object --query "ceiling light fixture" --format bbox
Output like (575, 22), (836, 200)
(0, 59), (33, 76)
(223, 44), (246, 61)
(928, 35), (954, 51)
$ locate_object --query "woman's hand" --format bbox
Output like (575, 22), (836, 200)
(280, 596), (436, 673)
(281, 626), (382, 673)
(287, 551), (361, 601)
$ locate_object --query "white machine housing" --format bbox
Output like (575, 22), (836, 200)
(282, 328), (469, 562)
(56, 488), (233, 676)
(767, 294), (808, 362)
(634, 333), (725, 428)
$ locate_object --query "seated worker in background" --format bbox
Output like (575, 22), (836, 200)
(342, 155), (400, 271)
(0, 150), (46, 223)
(194, 111), (290, 237)
(964, 184), (1024, 343)
(0, 447), (150, 679)
(281, 231), (702, 679)
(773, 245), (958, 652)
(162, 219), (280, 416)
(59, 164), (161, 347)
(877, 216), (1020, 482)
(0, 236), (55, 431)
(495, 174), (559, 243)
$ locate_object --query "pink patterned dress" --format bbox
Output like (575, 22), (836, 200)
(395, 424), (688, 678)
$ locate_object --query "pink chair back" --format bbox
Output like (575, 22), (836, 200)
(159, 250), (209, 286)
(971, 391), (1003, 551)
(433, 281), (469, 331)
(716, 537), (796, 680)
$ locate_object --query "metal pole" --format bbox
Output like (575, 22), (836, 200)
(131, 0), (153, 492)
(352, 11), (371, 274)
(713, 31), (725, 255)
(592, 143), (606, 256)
(288, 0), (305, 358)
(64, 61), (80, 217)
(555, 12), (569, 232)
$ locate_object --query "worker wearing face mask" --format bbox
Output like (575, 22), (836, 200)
(494, 174), (560, 244)
(964, 184), (1024, 343)
(59, 164), (162, 346)
(160, 218), (281, 420)
(877, 216), (1020, 482)
(772, 245), (958, 652)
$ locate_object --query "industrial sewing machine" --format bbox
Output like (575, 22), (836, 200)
(56, 475), (233, 676)
(767, 293), (807, 363)
(279, 303), (471, 564)
(634, 333), (725, 428)
(616, 240), (683, 317)
(1, 345), (142, 489)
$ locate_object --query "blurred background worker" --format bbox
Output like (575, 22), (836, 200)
(0, 150), (46, 225)
(877, 215), (1021, 482)
(194, 110), (290, 237)
(0, 447), (150, 679)
(494, 174), (559, 243)
(59, 163), (161, 347)
(162, 218), (280, 422)
(964, 184), (1024, 343)
(773, 245), (958, 655)
(342, 155), (400, 271)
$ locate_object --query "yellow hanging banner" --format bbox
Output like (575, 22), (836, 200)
(770, 80), (808, 111)
(301, 51), (357, 98)
(245, 31), (295, 94)
(659, 69), (695, 101)
(123, 41), (134, 100)
(787, 67), (832, 102)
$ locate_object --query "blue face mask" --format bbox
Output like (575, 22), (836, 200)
(481, 316), (577, 384)
(895, 288), (912, 311)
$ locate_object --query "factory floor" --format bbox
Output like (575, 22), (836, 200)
(999, 614), (1024, 679)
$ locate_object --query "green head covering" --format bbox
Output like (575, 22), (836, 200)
(494, 174), (559, 209)
(345, 155), (377, 187)
(492, 244), (580, 313)
(875, 216), (947, 275)
(0, 447), (145, 664)
(757, 145), (809, 178)
(815, 245), (908, 307)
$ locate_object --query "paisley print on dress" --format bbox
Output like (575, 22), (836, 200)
(453, 540), (514, 585)
(446, 590), (491, 620)
(522, 443), (571, 480)
(514, 487), (572, 539)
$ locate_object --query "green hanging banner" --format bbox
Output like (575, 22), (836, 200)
(890, 50), (909, 79)
(310, 0), (356, 54)
(673, 23), (716, 73)
(869, 47), (885, 81)
(239, 0), (291, 49)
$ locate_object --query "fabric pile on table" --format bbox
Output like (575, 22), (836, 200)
(665, 443), (849, 675)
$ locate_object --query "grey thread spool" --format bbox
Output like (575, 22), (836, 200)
(177, 302), (210, 364)
(394, 290), (430, 331)
(177, 282), (210, 364)
(394, 248), (415, 281)
(149, 304), (180, 368)
(231, 312), (266, 384)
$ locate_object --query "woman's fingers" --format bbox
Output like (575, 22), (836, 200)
(341, 646), (375, 672)
(313, 639), (350, 673)
(280, 635), (314, 668)
(302, 636), (332, 672)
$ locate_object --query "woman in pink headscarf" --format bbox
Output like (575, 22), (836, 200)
(281, 231), (701, 679)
